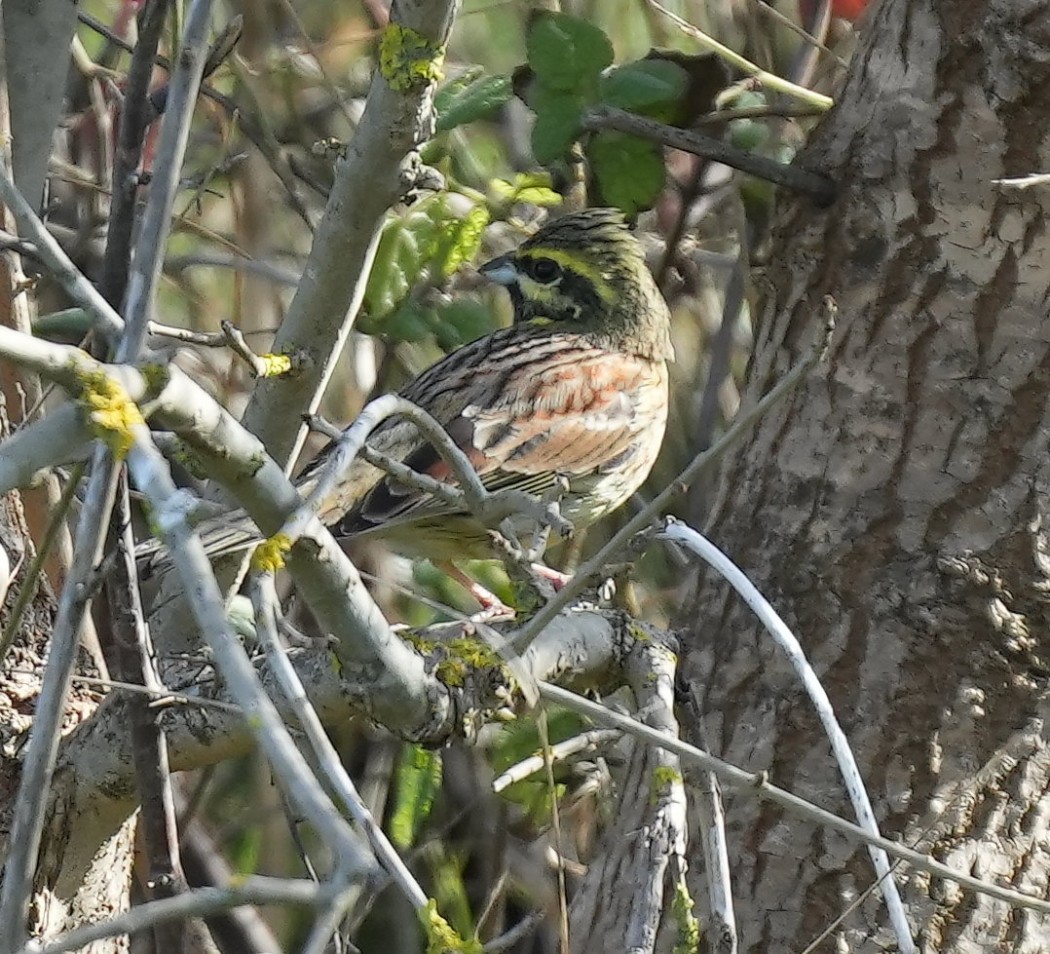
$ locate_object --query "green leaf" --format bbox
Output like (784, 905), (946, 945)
(363, 207), (440, 321)
(435, 74), (513, 132)
(490, 171), (563, 208)
(642, 50), (730, 126)
(600, 60), (689, 122)
(433, 67), (483, 115)
(526, 11), (613, 92)
(390, 745), (443, 850)
(428, 299), (499, 351)
(530, 84), (584, 164)
(32, 307), (94, 341)
(588, 130), (666, 215)
(362, 197), (491, 330)
(381, 299), (432, 343)
(433, 205), (491, 277)
(727, 117), (769, 152)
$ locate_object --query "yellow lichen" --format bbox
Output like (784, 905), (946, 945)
(379, 23), (445, 92)
(78, 369), (144, 459)
(251, 534), (292, 572)
(672, 878), (700, 954)
(652, 764), (682, 799)
(139, 362), (171, 394)
(421, 899), (482, 954)
(257, 352), (292, 377)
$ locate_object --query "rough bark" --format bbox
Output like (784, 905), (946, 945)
(681, 1), (1050, 950)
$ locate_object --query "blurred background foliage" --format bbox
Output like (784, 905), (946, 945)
(45, 0), (859, 949)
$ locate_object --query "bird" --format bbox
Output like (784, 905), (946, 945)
(145, 208), (674, 609)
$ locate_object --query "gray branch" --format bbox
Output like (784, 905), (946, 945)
(237, 0), (461, 471)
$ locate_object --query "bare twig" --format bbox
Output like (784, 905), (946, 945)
(643, 0), (834, 109)
(20, 877), (337, 954)
(537, 681), (1050, 918)
(0, 444), (122, 950)
(117, 0), (216, 361)
(126, 428), (373, 876)
(0, 462), (84, 666)
(492, 729), (620, 793)
(106, 473), (186, 951)
(693, 771), (737, 954)
(285, 395), (569, 547)
(237, 0), (461, 473)
(250, 571), (426, 909)
(0, 162), (124, 337)
(659, 520), (914, 953)
(100, 0), (170, 309)
(582, 104), (836, 204)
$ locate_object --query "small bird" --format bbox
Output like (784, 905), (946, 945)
(150, 208), (673, 606)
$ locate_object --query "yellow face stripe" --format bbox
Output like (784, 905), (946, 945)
(517, 247), (617, 305)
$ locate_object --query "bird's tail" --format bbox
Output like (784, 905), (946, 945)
(136, 509), (264, 577)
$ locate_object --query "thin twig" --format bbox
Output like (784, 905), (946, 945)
(492, 728), (620, 793)
(285, 395), (569, 547)
(582, 104), (836, 204)
(0, 669), (244, 715)
(750, 0), (848, 70)
(107, 472), (186, 950)
(126, 429), (373, 878)
(659, 520), (915, 952)
(236, 0), (460, 474)
(537, 681), (1050, 918)
(643, 0), (834, 110)
(100, 0), (170, 309)
(117, 0), (216, 361)
(0, 462), (84, 665)
(0, 445), (122, 950)
(0, 164), (124, 337)
(250, 571), (427, 910)
(538, 711), (570, 952)
(483, 911), (545, 953)
(20, 877), (337, 954)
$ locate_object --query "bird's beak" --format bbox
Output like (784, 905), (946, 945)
(479, 254), (518, 286)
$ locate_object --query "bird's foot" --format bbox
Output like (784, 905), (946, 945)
(530, 563), (571, 590)
(439, 561), (516, 620)
(466, 580), (516, 622)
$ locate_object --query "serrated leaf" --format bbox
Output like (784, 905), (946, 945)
(433, 205), (490, 277)
(435, 74), (513, 132)
(526, 11), (613, 92)
(600, 60), (689, 123)
(588, 130), (666, 215)
(530, 84), (584, 164)
(390, 745), (443, 850)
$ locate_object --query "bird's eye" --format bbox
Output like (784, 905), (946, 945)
(526, 257), (562, 284)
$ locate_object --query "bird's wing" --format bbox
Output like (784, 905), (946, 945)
(331, 338), (665, 537)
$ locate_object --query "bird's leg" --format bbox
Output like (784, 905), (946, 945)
(438, 561), (516, 620)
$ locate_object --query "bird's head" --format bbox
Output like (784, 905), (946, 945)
(480, 208), (674, 361)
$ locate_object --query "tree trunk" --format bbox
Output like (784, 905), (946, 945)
(681, 0), (1050, 950)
